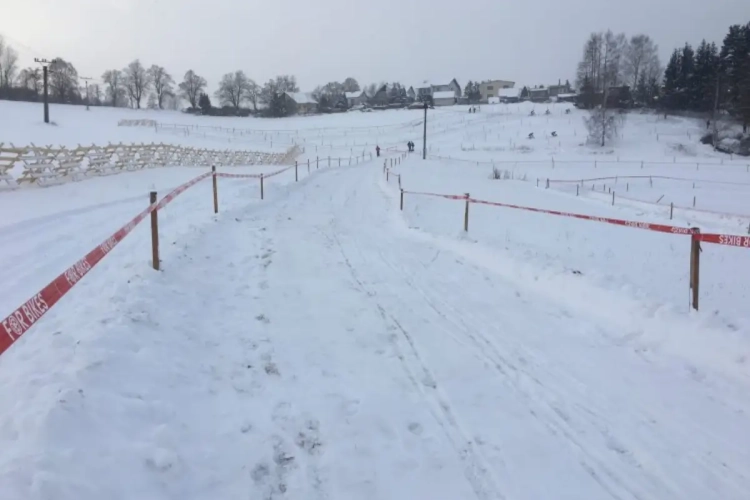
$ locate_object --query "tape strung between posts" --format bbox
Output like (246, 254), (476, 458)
(0, 172), (211, 357)
(407, 190), (750, 244)
(216, 166), (295, 180)
(468, 197), (692, 235)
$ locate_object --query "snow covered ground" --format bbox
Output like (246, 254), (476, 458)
(1, 100), (749, 500)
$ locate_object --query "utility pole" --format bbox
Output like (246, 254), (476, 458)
(34, 58), (54, 124)
(80, 77), (93, 110)
(423, 101), (428, 160)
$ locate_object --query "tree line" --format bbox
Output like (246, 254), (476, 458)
(576, 22), (750, 131)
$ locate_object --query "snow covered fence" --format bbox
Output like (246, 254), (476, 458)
(427, 153), (750, 170)
(0, 170), (209, 355)
(392, 171), (748, 311)
(0, 149), (379, 356)
(0, 142), (294, 188)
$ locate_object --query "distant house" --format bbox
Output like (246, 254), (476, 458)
(416, 79), (462, 100)
(369, 84), (390, 106)
(433, 91), (457, 106)
(548, 82), (573, 97)
(528, 88), (550, 102)
(406, 86), (416, 101)
(284, 92), (318, 114)
(345, 91), (367, 107)
(478, 80), (514, 101)
(556, 93), (578, 104)
(497, 87), (521, 103)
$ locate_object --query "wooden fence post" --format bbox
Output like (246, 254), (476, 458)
(308, 158), (310, 171)
(150, 191), (160, 271)
(400, 189), (404, 211)
(612, 191), (615, 205)
(295, 161), (298, 182)
(576, 184), (579, 196)
(546, 178), (549, 189)
(387, 170), (389, 182)
(260, 174), (264, 200)
(328, 156), (331, 167)
(212, 166), (218, 213)
(670, 202), (673, 219)
(464, 193), (470, 232)
(690, 228), (701, 311)
(316, 156), (319, 169)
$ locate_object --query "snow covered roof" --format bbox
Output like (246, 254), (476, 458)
(557, 93), (577, 99)
(345, 91), (363, 99)
(286, 92), (317, 104)
(433, 91), (456, 99)
(497, 88), (519, 98)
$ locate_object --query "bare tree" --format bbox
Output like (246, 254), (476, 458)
(246, 79), (260, 111)
(260, 75), (299, 104)
(343, 77), (360, 93)
(17, 67), (42, 95)
(0, 36), (5, 83)
(122, 59), (150, 109)
(49, 58), (79, 103)
(102, 69), (123, 107)
(179, 70), (206, 109)
(0, 46), (19, 88)
(147, 65), (174, 109)
(623, 35), (659, 90)
(89, 83), (102, 105)
(577, 33), (603, 93)
(215, 71), (252, 111)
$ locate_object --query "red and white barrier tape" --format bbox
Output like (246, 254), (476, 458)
(403, 189), (750, 245)
(403, 190), (466, 201)
(0, 172), (210, 356)
(468, 198), (691, 235)
(696, 233), (750, 248)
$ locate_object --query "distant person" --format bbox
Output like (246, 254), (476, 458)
(706, 120), (711, 129)
(528, 133), (535, 139)
(551, 131), (557, 137)
(530, 110), (536, 116)
(376, 145), (381, 157)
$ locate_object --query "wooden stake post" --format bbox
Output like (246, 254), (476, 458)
(150, 191), (160, 271)
(400, 189), (404, 211)
(690, 228), (701, 310)
(295, 161), (298, 182)
(260, 174), (264, 200)
(464, 193), (470, 232)
(212, 166), (218, 213)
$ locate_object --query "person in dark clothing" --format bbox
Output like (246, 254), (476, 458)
(376, 145), (381, 157)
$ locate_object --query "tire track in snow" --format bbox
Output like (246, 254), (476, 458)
(327, 226), (506, 500)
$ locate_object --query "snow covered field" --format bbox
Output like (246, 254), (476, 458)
(1, 100), (749, 500)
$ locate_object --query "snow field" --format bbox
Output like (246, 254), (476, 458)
(2, 99), (750, 499)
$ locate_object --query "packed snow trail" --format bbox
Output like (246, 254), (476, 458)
(1, 161), (749, 500)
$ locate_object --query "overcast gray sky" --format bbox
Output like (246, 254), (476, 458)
(2, 0), (748, 93)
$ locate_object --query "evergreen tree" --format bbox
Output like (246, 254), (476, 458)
(678, 44), (695, 109)
(720, 23), (750, 131)
(198, 92), (212, 113)
(663, 49), (682, 110)
(464, 80), (473, 99)
(692, 40), (719, 112)
(520, 86), (530, 100)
